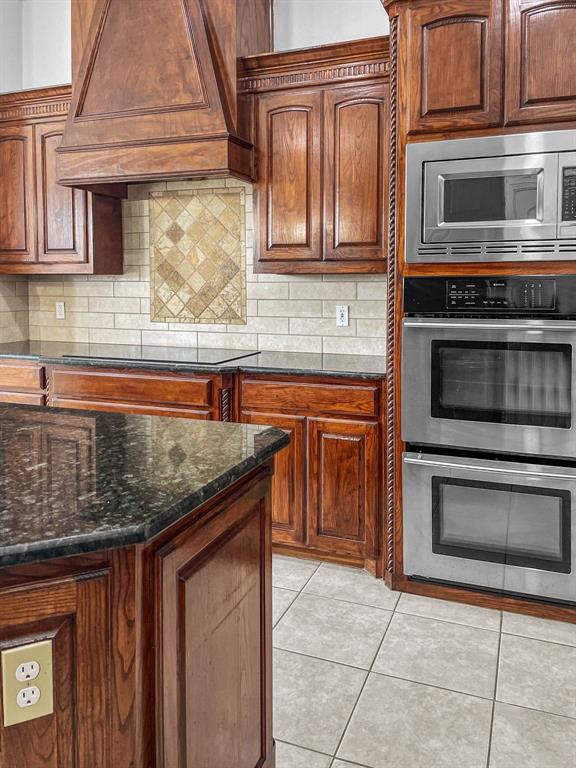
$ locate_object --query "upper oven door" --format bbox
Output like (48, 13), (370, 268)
(402, 318), (576, 459)
(423, 153), (559, 244)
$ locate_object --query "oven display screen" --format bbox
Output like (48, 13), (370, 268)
(446, 278), (556, 310)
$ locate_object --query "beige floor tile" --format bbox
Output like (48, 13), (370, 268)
(304, 563), (400, 610)
(273, 587), (298, 627)
(502, 611), (576, 647)
(396, 592), (501, 631)
(275, 741), (331, 767)
(373, 612), (499, 698)
(272, 555), (320, 591)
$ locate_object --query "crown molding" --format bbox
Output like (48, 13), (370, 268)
(0, 85), (72, 123)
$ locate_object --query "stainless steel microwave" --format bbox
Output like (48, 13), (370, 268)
(406, 130), (576, 263)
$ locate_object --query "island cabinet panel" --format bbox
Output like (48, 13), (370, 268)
(0, 566), (113, 768)
(307, 418), (379, 558)
(401, 0), (503, 133)
(0, 125), (35, 263)
(156, 483), (273, 768)
(256, 90), (323, 262)
(238, 374), (384, 569)
(241, 411), (306, 544)
(505, 0), (576, 124)
(48, 366), (229, 420)
(324, 83), (388, 263)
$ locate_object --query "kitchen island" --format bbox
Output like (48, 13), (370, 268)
(0, 405), (289, 768)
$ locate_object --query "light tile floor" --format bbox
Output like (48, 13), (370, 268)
(272, 555), (576, 768)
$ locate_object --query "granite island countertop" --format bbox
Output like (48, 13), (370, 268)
(0, 404), (289, 568)
(0, 341), (386, 380)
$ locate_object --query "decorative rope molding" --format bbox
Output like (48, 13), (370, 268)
(385, 16), (398, 581)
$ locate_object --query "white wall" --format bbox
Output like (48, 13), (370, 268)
(0, 0), (23, 93)
(21, 0), (71, 89)
(274, 0), (389, 50)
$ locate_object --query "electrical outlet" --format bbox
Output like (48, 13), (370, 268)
(55, 301), (65, 320)
(336, 305), (349, 327)
(1, 640), (53, 727)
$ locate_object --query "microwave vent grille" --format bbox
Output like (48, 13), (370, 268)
(414, 241), (576, 262)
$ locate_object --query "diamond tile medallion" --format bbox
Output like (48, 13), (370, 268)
(149, 189), (247, 324)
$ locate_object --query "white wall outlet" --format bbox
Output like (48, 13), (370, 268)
(55, 301), (66, 320)
(16, 686), (41, 709)
(1, 640), (53, 726)
(336, 305), (349, 327)
(15, 660), (40, 683)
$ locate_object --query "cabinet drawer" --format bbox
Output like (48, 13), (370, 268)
(51, 398), (212, 420)
(0, 362), (44, 392)
(50, 368), (213, 408)
(0, 392), (46, 406)
(240, 379), (379, 417)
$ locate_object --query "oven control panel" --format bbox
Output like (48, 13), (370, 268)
(446, 279), (556, 310)
(562, 168), (576, 221)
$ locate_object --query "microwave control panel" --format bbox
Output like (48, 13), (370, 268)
(445, 279), (556, 310)
(562, 168), (576, 221)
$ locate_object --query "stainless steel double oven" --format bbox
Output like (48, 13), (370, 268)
(402, 276), (576, 603)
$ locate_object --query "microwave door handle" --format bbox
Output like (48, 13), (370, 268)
(404, 456), (576, 481)
(403, 320), (576, 331)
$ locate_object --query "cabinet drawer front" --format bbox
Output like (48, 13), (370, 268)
(50, 368), (213, 408)
(241, 379), (379, 417)
(0, 362), (44, 392)
(0, 392), (46, 406)
(51, 397), (212, 420)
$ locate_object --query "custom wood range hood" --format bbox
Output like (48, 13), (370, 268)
(57, 0), (271, 192)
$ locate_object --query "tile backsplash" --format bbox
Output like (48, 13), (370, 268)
(25, 179), (387, 355)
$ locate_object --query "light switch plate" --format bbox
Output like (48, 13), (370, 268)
(1, 640), (54, 727)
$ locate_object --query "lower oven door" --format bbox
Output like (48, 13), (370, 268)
(403, 453), (575, 603)
(402, 318), (576, 459)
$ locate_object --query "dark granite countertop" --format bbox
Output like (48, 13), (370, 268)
(0, 342), (386, 380)
(0, 404), (289, 568)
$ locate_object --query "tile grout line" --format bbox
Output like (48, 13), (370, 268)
(485, 611), (504, 768)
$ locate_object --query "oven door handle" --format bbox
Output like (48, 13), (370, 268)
(403, 320), (576, 331)
(404, 455), (576, 481)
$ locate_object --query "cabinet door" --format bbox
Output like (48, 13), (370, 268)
(307, 418), (379, 558)
(0, 125), (35, 262)
(256, 89), (322, 262)
(35, 122), (88, 264)
(506, 0), (576, 124)
(324, 83), (388, 262)
(403, 0), (503, 133)
(241, 410), (306, 544)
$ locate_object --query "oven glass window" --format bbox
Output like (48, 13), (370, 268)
(443, 174), (539, 223)
(432, 477), (571, 573)
(431, 341), (572, 428)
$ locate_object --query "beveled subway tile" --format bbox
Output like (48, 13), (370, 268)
(338, 674), (492, 768)
(501, 611), (576, 647)
(273, 588), (298, 627)
(396, 592), (501, 631)
(304, 563), (400, 610)
(373, 613), (499, 698)
(274, 593), (392, 669)
(489, 702), (576, 768)
(497, 634), (576, 718)
(273, 649), (366, 755)
(275, 741), (331, 768)
(272, 555), (320, 591)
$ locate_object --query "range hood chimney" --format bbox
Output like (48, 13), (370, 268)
(57, 0), (271, 192)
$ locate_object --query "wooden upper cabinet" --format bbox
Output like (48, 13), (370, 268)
(324, 83), (388, 262)
(244, 36), (390, 274)
(506, 0), (576, 124)
(403, 0), (503, 133)
(0, 125), (35, 263)
(35, 122), (88, 264)
(256, 90), (322, 262)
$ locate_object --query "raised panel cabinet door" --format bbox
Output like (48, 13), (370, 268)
(241, 410), (307, 544)
(506, 0), (576, 124)
(307, 418), (379, 558)
(35, 122), (88, 264)
(324, 83), (388, 261)
(403, 0), (503, 133)
(0, 125), (35, 262)
(256, 89), (322, 261)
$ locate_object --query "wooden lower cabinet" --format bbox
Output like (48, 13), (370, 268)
(239, 374), (384, 570)
(0, 466), (274, 768)
(0, 360), (46, 405)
